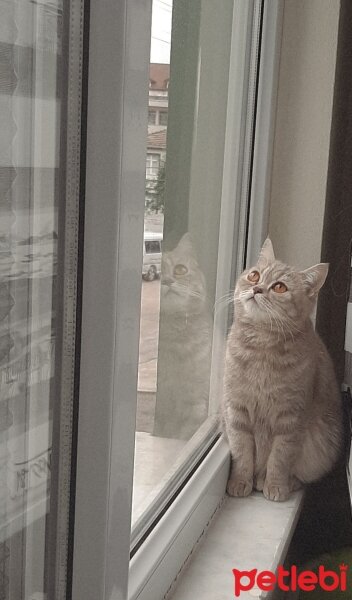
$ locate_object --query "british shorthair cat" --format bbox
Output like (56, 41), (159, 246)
(222, 239), (343, 501)
(153, 233), (212, 439)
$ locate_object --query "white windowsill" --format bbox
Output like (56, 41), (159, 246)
(169, 489), (304, 600)
(132, 432), (187, 523)
(129, 435), (304, 600)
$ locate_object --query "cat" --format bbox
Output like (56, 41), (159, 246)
(222, 238), (343, 501)
(153, 233), (212, 440)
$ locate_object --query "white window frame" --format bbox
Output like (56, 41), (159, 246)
(71, 1), (283, 599)
(146, 152), (160, 177)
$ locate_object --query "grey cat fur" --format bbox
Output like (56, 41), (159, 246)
(153, 233), (212, 439)
(222, 238), (343, 501)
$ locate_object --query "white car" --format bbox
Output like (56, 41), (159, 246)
(142, 232), (162, 281)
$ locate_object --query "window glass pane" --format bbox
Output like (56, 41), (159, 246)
(145, 241), (162, 254)
(146, 153), (160, 178)
(159, 111), (168, 126)
(0, 1), (81, 597)
(148, 109), (157, 125)
(134, 0), (235, 525)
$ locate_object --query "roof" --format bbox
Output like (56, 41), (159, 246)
(147, 128), (167, 150)
(149, 63), (170, 91)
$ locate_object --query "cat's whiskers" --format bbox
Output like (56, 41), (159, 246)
(270, 307), (289, 343)
(263, 299), (301, 344)
(258, 296), (290, 343)
(258, 296), (274, 336)
(237, 290), (254, 303)
(213, 296), (235, 314)
(262, 300), (290, 342)
(268, 304), (303, 337)
(170, 281), (203, 300)
(280, 313), (303, 335)
(239, 290), (251, 298)
(213, 290), (237, 314)
(214, 290), (234, 305)
(258, 296), (285, 343)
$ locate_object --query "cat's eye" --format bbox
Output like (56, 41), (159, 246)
(272, 282), (287, 293)
(174, 264), (188, 276)
(247, 270), (260, 283)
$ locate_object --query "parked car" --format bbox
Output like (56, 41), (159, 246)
(142, 232), (162, 281)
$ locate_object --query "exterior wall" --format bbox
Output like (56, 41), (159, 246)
(268, 0), (340, 269)
(146, 65), (168, 200)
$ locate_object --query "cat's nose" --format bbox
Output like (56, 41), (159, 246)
(162, 277), (173, 286)
(253, 285), (263, 294)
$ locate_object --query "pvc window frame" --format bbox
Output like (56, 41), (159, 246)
(71, 1), (284, 599)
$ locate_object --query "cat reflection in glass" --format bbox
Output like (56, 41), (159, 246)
(153, 233), (212, 440)
(223, 239), (342, 501)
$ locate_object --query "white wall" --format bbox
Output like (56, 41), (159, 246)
(268, 0), (340, 269)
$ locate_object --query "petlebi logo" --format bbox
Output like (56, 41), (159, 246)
(232, 564), (348, 596)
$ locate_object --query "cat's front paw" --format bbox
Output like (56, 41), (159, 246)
(227, 478), (253, 497)
(263, 481), (290, 502)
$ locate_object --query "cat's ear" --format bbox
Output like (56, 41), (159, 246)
(258, 238), (275, 267)
(301, 263), (329, 298)
(177, 232), (193, 253)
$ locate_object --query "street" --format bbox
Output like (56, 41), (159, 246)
(136, 279), (160, 432)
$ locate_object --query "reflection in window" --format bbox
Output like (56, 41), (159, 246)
(134, 0), (234, 525)
(0, 0), (69, 597)
(146, 153), (160, 177)
(148, 109), (157, 124)
(145, 241), (162, 254)
(159, 111), (168, 126)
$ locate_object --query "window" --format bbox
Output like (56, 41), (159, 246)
(72, 0), (283, 598)
(159, 111), (168, 126)
(1, 0), (84, 598)
(148, 109), (157, 125)
(135, 0), (239, 530)
(145, 240), (161, 254)
(146, 152), (160, 177)
(6, 0), (344, 598)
